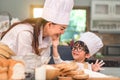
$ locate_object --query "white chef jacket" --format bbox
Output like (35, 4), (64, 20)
(0, 23), (52, 56)
(0, 23), (52, 72)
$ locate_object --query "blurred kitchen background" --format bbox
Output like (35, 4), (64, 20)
(0, 0), (120, 77)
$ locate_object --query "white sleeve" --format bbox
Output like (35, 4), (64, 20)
(53, 56), (64, 64)
(16, 30), (33, 55)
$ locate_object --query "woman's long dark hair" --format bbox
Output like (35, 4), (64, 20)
(1, 18), (48, 55)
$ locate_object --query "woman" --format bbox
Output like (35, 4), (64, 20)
(0, 18), (67, 56)
(0, 0), (74, 73)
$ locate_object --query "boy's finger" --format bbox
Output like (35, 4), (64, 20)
(99, 60), (103, 64)
(95, 59), (99, 64)
(100, 62), (105, 67)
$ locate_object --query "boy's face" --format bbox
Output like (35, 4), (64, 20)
(71, 41), (90, 62)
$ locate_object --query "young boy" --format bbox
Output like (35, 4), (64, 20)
(52, 32), (105, 72)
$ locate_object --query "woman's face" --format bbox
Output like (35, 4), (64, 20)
(44, 22), (67, 40)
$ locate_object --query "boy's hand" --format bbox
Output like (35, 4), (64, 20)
(92, 59), (105, 72)
(51, 35), (60, 48)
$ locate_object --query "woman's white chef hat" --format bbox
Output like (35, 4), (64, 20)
(80, 32), (103, 56)
(41, 0), (74, 25)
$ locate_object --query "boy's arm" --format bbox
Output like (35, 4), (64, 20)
(53, 44), (63, 63)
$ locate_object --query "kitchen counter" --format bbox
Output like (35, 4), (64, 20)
(100, 67), (120, 77)
(57, 67), (120, 80)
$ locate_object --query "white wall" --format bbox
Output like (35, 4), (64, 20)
(0, 0), (92, 20)
(75, 0), (91, 6)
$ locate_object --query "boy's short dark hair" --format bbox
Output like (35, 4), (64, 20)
(72, 41), (89, 54)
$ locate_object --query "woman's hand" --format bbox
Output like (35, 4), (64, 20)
(91, 59), (105, 72)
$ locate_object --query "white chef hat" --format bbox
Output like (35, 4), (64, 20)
(80, 32), (103, 56)
(41, 0), (74, 25)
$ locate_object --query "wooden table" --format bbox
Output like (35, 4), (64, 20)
(58, 77), (120, 80)
(88, 77), (120, 80)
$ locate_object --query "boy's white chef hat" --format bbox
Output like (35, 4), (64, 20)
(41, 0), (74, 25)
(80, 32), (103, 56)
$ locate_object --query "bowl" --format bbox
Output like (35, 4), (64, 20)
(58, 76), (72, 80)
(73, 74), (89, 80)
(46, 65), (60, 80)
